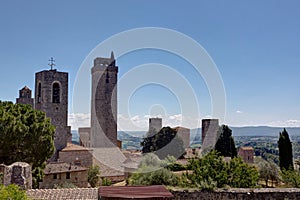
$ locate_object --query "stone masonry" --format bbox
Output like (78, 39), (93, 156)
(16, 86), (34, 107)
(0, 162), (32, 189)
(202, 119), (219, 153)
(90, 52), (118, 147)
(35, 69), (71, 159)
(59, 143), (93, 167)
(148, 117), (162, 136)
(238, 146), (254, 163)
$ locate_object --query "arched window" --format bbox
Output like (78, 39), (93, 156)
(52, 82), (60, 103)
(37, 83), (41, 103)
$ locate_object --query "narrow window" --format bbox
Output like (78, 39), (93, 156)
(38, 83), (41, 103)
(53, 174), (57, 179)
(52, 82), (60, 103)
(66, 172), (70, 179)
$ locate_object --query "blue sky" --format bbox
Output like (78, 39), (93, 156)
(0, 1), (300, 130)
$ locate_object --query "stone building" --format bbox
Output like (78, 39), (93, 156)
(148, 118), (162, 136)
(174, 126), (190, 148)
(0, 162), (32, 189)
(58, 143), (93, 167)
(39, 162), (88, 189)
(78, 127), (91, 147)
(201, 119), (219, 153)
(90, 52), (118, 148)
(238, 146), (254, 163)
(35, 68), (71, 159)
(16, 86), (34, 107)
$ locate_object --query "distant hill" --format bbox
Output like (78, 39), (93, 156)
(230, 126), (300, 137)
(71, 126), (300, 148)
(190, 126), (300, 138)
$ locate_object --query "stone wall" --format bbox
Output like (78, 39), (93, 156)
(201, 119), (219, 153)
(39, 170), (88, 189)
(35, 69), (71, 157)
(171, 188), (300, 200)
(91, 54), (118, 148)
(0, 162), (32, 189)
(175, 127), (190, 148)
(59, 148), (93, 167)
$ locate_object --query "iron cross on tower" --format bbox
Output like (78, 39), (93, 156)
(48, 57), (56, 70)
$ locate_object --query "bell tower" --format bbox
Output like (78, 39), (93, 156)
(34, 58), (71, 159)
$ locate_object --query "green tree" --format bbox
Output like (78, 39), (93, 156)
(227, 157), (259, 188)
(128, 153), (179, 186)
(281, 169), (300, 187)
(278, 128), (293, 171)
(0, 184), (29, 200)
(185, 150), (259, 189)
(88, 165), (100, 187)
(258, 160), (280, 187)
(215, 125), (237, 158)
(186, 150), (228, 189)
(141, 127), (185, 159)
(0, 101), (55, 188)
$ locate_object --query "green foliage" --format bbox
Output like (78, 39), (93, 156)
(101, 177), (112, 186)
(258, 159), (280, 187)
(186, 150), (228, 189)
(166, 162), (187, 171)
(0, 184), (29, 200)
(88, 165), (100, 187)
(185, 150), (259, 190)
(278, 128), (293, 171)
(139, 153), (162, 168)
(32, 164), (45, 189)
(129, 167), (179, 186)
(215, 125), (237, 158)
(227, 157), (259, 188)
(129, 153), (179, 186)
(141, 127), (185, 159)
(0, 101), (55, 188)
(53, 182), (77, 189)
(281, 169), (300, 187)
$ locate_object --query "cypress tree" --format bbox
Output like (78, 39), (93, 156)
(278, 128), (293, 170)
(214, 125), (237, 158)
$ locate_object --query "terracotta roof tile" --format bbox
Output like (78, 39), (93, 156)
(27, 188), (98, 200)
(44, 162), (87, 174)
(61, 143), (89, 152)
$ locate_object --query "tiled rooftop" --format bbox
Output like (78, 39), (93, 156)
(239, 146), (254, 150)
(27, 188), (98, 200)
(61, 143), (89, 152)
(44, 162), (87, 174)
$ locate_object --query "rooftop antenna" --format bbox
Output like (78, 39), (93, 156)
(48, 57), (56, 70)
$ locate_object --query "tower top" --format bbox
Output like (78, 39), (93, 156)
(110, 51), (115, 60)
(48, 57), (56, 70)
(93, 52), (116, 69)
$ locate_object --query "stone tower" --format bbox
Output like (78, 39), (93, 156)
(202, 119), (219, 152)
(91, 52), (118, 147)
(148, 118), (162, 136)
(16, 86), (34, 107)
(35, 68), (71, 159)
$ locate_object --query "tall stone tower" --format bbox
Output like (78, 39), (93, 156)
(35, 67), (71, 159)
(91, 52), (118, 147)
(16, 86), (34, 107)
(202, 119), (219, 152)
(148, 118), (162, 136)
